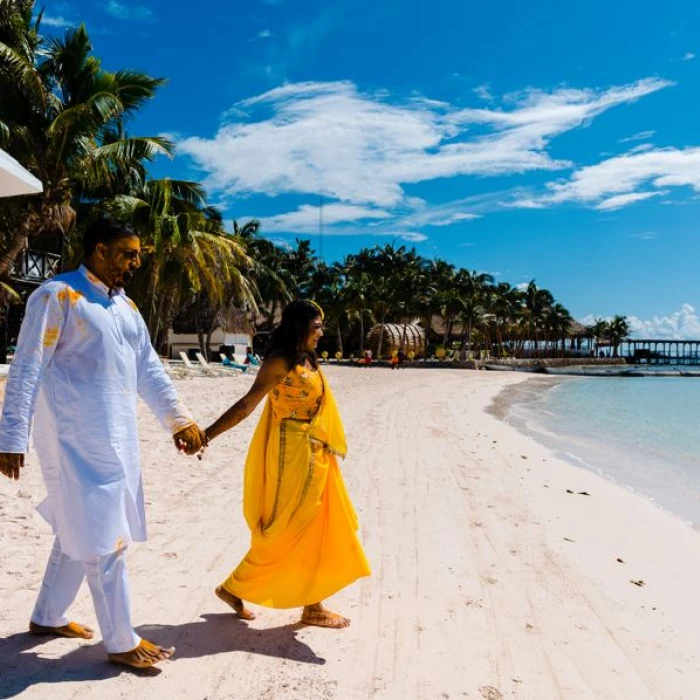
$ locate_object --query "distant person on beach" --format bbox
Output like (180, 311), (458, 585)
(359, 349), (372, 367)
(0, 218), (206, 670)
(391, 349), (406, 370)
(245, 346), (261, 365)
(203, 300), (370, 627)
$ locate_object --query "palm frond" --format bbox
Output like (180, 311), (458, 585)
(0, 40), (46, 109)
(93, 136), (174, 162)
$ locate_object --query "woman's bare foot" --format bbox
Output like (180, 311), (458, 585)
(29, 620), (95, 639)
(215, 585), (256, 620)
(108, 639), (175, 669)
(301, 603), (350, 628)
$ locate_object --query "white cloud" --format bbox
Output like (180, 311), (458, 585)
(580, 305), (700, 339)
(627, 143), (655, 154)
(472, 83), (494, 102)
(178, 78), (671, 210)
(258, 29), (272, 38)
(42, 15), (73, 27)
(501, 198), (546, 209)
(375, 231), (428, 243)
(682, 52), (696, 61)
(594, 191), (665, 210)
(619, 130), (656, 143)
(631, 231), (658, 240)
(515, 146), (700, 210)
(429, 213), (481, 226)
(628, 304), (700, 338)
(105, 1), (153, 21)
(265, 237), (293, 250)
(262, 203), (391, 233)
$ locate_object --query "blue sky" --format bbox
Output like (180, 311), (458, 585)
(41, 1), (700, 336)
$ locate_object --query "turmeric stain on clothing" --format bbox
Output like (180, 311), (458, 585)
(43, 326), (60, 348)
(57, 286), (83, 307)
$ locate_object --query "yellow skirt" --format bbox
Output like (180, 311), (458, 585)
(222, 417), (370, 608)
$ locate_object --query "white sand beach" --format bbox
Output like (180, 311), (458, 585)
(1, 367), (699, 699)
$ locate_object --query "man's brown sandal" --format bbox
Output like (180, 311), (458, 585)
(29, 620), (95, 639)
(108, 639), (175, 669)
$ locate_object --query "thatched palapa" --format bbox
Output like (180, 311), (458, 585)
(366, 323), (425, 358)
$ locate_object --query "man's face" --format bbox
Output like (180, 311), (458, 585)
(97, 236), (141, 289)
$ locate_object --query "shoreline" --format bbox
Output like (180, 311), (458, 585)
(491, 373), (700, 531)
(1, 368), (699, 698)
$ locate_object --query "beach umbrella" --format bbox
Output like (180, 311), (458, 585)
(0, 148), (42, 198)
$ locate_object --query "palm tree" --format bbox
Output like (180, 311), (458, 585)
(343, 265), (374, 356)
(365, 243), (405, 358)
(606, 315), (630, 358)
(98, 178), (254, 352)
(589, 318), (609, 356)
(307, 260), (346, 355)
(428, 259), (456, 346)
(452, 269), (494, 357)
(284, 238), (318, 299)
(524, 280), (554, 355)
(394, 249), (432, 352)
(457, 297), (487, 360)
(543, 303), (573, 357)
(235, 221), (292, 332)
(0, 14), (171, 277)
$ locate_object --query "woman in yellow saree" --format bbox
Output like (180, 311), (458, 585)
(204, 301), (370, 627)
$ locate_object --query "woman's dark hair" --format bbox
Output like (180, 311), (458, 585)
(83, 218), (138, 258)
(265, 300), (322, 369)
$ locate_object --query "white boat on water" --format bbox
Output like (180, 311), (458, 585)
(483, 363), (541, 373)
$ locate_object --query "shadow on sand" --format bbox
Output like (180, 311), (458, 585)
(0, 613), (324, 698)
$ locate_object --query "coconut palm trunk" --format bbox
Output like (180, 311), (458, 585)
(336, 321), (344, 356)
(376, 314), (386, 358)
(358, 314), (364, 356)
(0, 229), (29, 278)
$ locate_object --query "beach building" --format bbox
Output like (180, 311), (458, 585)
(0, 149), (46, 363)
(168, 304), (254, 361)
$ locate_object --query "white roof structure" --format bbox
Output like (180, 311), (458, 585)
(0, 148), (42, 197)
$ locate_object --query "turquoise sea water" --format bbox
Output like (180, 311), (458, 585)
(503, 375), (700, 529)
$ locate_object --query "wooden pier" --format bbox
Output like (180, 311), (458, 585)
(622, 339), (700, 365)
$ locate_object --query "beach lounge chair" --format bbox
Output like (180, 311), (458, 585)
(195, 352), (236, 376)
(178, 351), (208, 376)
(233, 354), (259, 371)
(219, 353), (249, 372)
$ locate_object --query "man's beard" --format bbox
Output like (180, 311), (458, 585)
(121, 269), (134, 286)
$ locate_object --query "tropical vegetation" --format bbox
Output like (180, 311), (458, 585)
(0, 2), (630, 361)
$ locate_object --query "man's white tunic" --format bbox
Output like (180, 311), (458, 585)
(0, 266), (192, 560)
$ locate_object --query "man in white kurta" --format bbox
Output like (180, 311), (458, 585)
(0, 219), (204, 668)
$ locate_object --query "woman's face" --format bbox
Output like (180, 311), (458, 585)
(305, 315), (324, 352)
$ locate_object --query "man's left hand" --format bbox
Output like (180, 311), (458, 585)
(173, 424), (207, 456)
(0, 453), (25, 480)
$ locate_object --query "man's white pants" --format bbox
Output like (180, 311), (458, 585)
(31, 537), (141, 654)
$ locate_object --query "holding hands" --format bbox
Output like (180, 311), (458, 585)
(4, 424), (209, 478)
(173, 423), (208, 456)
